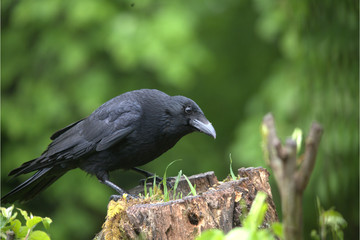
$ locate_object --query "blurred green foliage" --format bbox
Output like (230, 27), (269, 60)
(1, 205), (52, 240)
(311, 197), (347, 240)
(1, 0), (358, 239)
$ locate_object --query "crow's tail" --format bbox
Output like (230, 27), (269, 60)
(1, 168), (66, 204)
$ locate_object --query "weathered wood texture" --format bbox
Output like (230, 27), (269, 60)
(97, 167), (278, 240)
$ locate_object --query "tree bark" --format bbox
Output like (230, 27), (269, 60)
(96, 167), (278, 240)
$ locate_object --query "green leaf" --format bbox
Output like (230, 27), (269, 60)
(196, 229), (225, 240)
(255, 229), (275, 240)
(0, 232), (7, 239)
(225, 228), (249, 240)
(335, 229), (344, 240)
(17, 208), (30, 221)
(0, 215), (9, 229)
(26, 216), (43, 229)
(0, 207), (7, 218)
(17, 226), (29, 238)
(10, 219), (22, 235)
(310, 230), (320, 240)
(9, 212), (18, 222)
(28, 230), (50, 240)
(42, 217), (52, 231)
(271, 222), (283, 239)
(243, 191), (267, 231)
(315, 197), (347, 240)
(322, 209), (347, 229)
(2, 206), (14, 219)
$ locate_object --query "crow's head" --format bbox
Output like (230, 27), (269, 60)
(167, 95), (216, 139)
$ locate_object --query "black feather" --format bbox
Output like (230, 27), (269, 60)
(2, 168), (66, 204)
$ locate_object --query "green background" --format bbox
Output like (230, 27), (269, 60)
(2, 0), (358, 239)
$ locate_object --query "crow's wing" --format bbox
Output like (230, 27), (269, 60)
(46, 98), (141, 157)
(50, 118), (85, 140)
(10, 99), (142, 176)
(83, 99), (142, 152)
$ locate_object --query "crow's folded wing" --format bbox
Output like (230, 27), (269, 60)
(50, 99), (142, 158)
(10, 99), (142, 176)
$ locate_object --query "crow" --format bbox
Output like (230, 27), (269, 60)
(2, 89), (216, 203)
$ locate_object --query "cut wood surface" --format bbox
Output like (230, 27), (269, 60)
(96, 167), (278, 240)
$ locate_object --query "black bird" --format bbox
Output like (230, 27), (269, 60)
(2, 89), (216, 203)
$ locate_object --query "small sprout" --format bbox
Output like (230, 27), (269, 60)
(162, 159), (182, 202)
(173, 170), (182, 200)
(261, 124), (270, 164)
(312, 197), (347, 240)
(183, 174), (197, 196)
(261, 123), (269, 138)
(143, 178), (148, 196)
(229, 153), (237, 180)
(148, 185), (153, 196)
(291, 127), (303, 154)
(162, 159), (181, 202)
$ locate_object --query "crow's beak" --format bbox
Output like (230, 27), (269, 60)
(191, 118), (216, 139)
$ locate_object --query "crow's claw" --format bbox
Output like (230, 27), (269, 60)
(139, 175), (162, 185)
(140, 176), (175, 189)
(109, 193), (138, 202)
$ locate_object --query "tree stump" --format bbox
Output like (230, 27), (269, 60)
(96, 167), (278, 240)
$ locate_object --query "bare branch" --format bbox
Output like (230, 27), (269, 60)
(263, 113), (289, 159)
(295, 122), (324, 192)
(262, 114), (323, 240)
(262, 113), (284, 184)
(283, 138), (297, 177)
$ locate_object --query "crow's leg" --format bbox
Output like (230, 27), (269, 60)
(132, 167), (163, 183)
(96, 171), (135, 201)
(132, 167), (174, 188)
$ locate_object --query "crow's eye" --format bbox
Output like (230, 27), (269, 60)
(184, 106), (192, 114)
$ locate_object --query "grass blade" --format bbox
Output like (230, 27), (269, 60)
(229, 153), (237, 180)
(173, 170), (182, 200)
(162, 159), (182, 202)
(183, 174), (197, 196)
